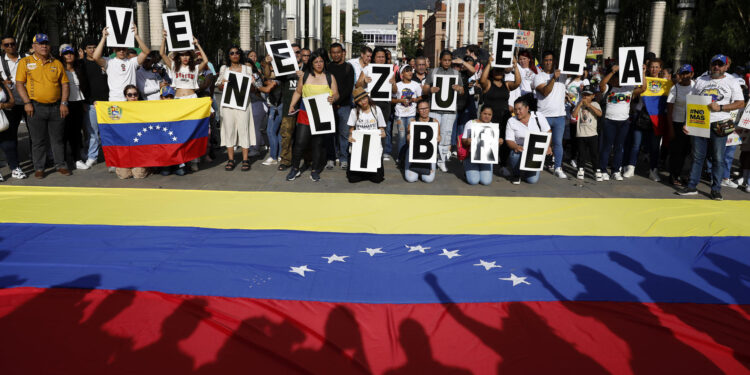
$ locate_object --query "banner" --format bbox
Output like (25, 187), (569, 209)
(162, 11), (194, 52)
(737, 101), (750, 129)
(685, 94), (711, 138)
(492, 29), (516, 68)
(265, 40), (299, 77)
(366, 64), (393, 102)
(409, 122), (438, 163)
(641, 77), (673, 134)
(350, 129), (382, 172)
(96, 97), (211, 167)
(618, 47), (644, 86)
(559, 35), (588, 75)
(520, 132), (552, 171)
(469, 123), (499, 164)
(220, 71), (252, 110)
(302, 93), (335, 135)
(431, 75), (458, 112)
(105, 7), (134, 48)
(515, 30), (535, 49)
(586, 47), (603, 59)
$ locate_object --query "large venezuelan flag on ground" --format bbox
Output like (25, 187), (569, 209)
(1, 186), (749, 374)
(641, 77), (673, 135)
(96, 98), (210, 168)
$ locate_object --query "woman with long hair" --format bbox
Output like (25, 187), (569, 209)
(60, 44), (90, 171)
(347, 87), (386, 183)
(403, 100), (439, 183)
(116, 85), (150, 179)
(216, 45), (254, 171)
(159, 30), (208, 99)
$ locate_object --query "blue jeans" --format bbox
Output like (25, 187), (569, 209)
(463, 159), (493, 185)
(626, 126), (661, 169)
(394, 116), (414, 155)
(83, 103), (100, 161)
(404, 160), (435, 183)
(385, 118), (393, 155)
(600, 118), (630, 173)
(266, 103), (283, 160)
(688, 132), (727, 192)
(336, 105), (352, 164)
(706, 144), (737, 181)
(547, 116), (566, 169)
(430, 112), (457, 162)
(508, 150), (541, 184)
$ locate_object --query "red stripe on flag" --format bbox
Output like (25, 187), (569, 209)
(102, 137), (208, 168)
(1, 287), (747, 374)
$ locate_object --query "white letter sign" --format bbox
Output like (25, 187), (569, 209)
(619, 47), (644, 86)
(265, 40), (299, 77)
(303, 93), (336, 135)
(105, 7), (135, 48)
(350, 129), (382, 172)
(162, 11), (194, 52)
(366, 64), (393, 102)
(409, 122), (438, 163)
(520, 132), (552, 171)
(492, 29), (516, 68)
(220, 70), (252, 110)
(470, 123), (499, 164)
(559, 35), (588, 75)
(431, 75), (458, 112)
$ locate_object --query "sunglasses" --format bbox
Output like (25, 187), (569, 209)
(294, 51), (301, 54)
(711, 61), (725, 67)
(126, 92), (138, 98)
(229, 51), (240, 56)
(2, 42), (16, 47)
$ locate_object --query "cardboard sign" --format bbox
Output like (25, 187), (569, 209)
(409, 122), (438, 163)
(469, 123), (499, 164)
(162, 11), (194, 52)
(350, 129), (382, 172)
(105, 7), (135, 48)
(685, 95), (711, 138)
(737, 102), (750, 129)
(559, 35), (588, 75)
(265, 40), (299, 77)
(515, 30), (535, 49)
(431, 75), (458, 112)
(220, 70), (252, 110)
(303, 93), (336, 135)
(520, 132), (552, 171)
(492, 29), (516, 68)
(366, 64), (393, 102)
(618, 47), (644, 86)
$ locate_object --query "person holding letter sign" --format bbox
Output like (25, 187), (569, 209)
(423, 50), (464, 172)
(92, 25), (150, 101)
(287, 51), (339, 182)
(403, 100), (440, 183)
(216, 46), (254, 171)
(506, 97), (552, 184)
(598, 64), (639, 181)
(666, 64), (696, 185)
(357, 47), (397, 160)
(159, 30), (209, 99)
(534, 51), (568, 179)
(571, 86), (603, 181)
(461, 106), (502, 186)
(347, 88), (385, 183)
(480, 55), (521, 166)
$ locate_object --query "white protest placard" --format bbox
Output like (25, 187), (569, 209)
(105, 7), (135, 48)
(492, 29), (516, 68)
(515, 30), (535, 49)
(162, 11), (194, 52)
(726, 132), (741, 146)
(366, 64), (393, 102)
(736, 102), (750, 129)
(431, 75), (458, 112)
(685, 95), (712, 138)
(303, 93), (336, 135)
(470, 123), (499, 164)
(409, 122), (438, 163)
(618, 47), (644, 86)
(220, 70), (253, 110)
(350, 129), (382, 172)
(559, 35), (588, 75)
(265, 40), (299, 77)
(520, 132), (552, 171)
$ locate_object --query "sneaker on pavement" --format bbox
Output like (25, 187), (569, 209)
(595, 171), (603, 182)
(676, 187), (698, 196)
(108, 166), (116, 173)
(325, 160), (335, 169)
(75, 160), (90, 170)
(341, 161), (348, 170)
(262, 157), (278, 166)
(437, 162), (448, 172)
(511, 176), (521, 185)
(576, 168), (585, 180)
(554, 168), (567, 179)
(286, 168), (300, 181)
(12, 168), (27, 179)
(623, 165), (635, 178)
(310, 170), (321, 181)
(601, 172), (610, 181)
(383, 154), (391, 161)
(85, 158), (97, 168)
(649, 168), (661, 182)
(613, 172), (623, 181)
(710, 190), (723, 201)
(720, 178), (738, 188)
(0, 174), (4, 182)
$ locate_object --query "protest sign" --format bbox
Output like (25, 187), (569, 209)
(350, 130), (382, 172)
(470, 123), (499, 164)
(559, 35), (588, 75)
(265, 40), (299, 77)
(366, 64), (393, 102)
(162, 11), (194, 51)
(619, 47), (644, 86)
(431, 75), (458, 112)
(409, 122), (438, 163)
(492, 29), (516, 68)
(685, 95), (712, 138)
(303, 93), (336, 135)
(520, 132), (552, 171)
(220, 71), (252, 110)
(105, 7), (135, 48)
(515, 30), (535, 49)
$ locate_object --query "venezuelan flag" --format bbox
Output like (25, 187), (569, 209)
(96, 98), (211, 168)
(641, 77), (673, 135)
(1, 186), (749, 374)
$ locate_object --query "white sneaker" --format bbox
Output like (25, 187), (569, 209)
(383, 154), (391, 161)
(438, 161), (448, 172)
(75, 160), (90, 170)
(601, 171), (610, 181)
(613, 172), (623, 181)
(736, 177), (744, 186)
(12, 168), (27, 179)
(85, 158), (97, 168)
(721, 178), (739, 188)
(623, 165), (635, 178)
(570, 159), (578, 169)
(595, 170), (603, 182)
(262, 157), (278, 166)
(108, 166), (116, 173)
(554, 168), (567, 179)
(576, 168), (585, 180)
(649, 168), (661, 182)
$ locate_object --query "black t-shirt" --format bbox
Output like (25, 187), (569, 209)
(279, 74), (298, 118)
(326, 61), (354, 106)
(83, 59), (109, 103)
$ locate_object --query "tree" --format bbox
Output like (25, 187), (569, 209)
(398, 26), (420, 59)
(351, 30), (366, 57)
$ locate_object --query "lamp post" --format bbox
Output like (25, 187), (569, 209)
(648, 0), (667, 58)
(603, 0), (619, 60)
(239, 0), (252, 51)
(674, 0), (695, 69)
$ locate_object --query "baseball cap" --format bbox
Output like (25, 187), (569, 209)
(710, 54), (728, 65)
(59, 44), (75, 55)
(581, 85), (594, 95)
(677, 64), (694, 74)
(160, 85), (176, 97)
(33, 33), (49, 44)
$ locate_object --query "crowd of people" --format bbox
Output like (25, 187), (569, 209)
(1, 28), (749, 200)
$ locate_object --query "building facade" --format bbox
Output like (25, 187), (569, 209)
(423, 0), (484, 65)
(353, 24), (398, 57)
(396, 10), (433, 58)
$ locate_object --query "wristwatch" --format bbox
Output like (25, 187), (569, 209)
(719, 104), (724, 112)
(61, 101), (69, 106)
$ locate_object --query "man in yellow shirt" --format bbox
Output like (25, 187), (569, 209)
(15, 33), (70, 178)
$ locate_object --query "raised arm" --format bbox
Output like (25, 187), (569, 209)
(507, 58), (521, 91)
(92, 28), (108, 67)
(159, 30), (173, 66)
(133, 25), (151, 65)
(194, 37), (209, 72)
(536, 70), (559, 97)
(480, 56), (492, 93)
(599, 65), (617, 94)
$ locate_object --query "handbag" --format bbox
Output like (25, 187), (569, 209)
(457, 134), (469, 161)
(0, 110), (9, 132)
(712, 119), (735, 137)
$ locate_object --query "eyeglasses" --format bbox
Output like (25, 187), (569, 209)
(126, 92), (138, 98)
(229, 51), (240, 55)
(2, 42), (16, 47)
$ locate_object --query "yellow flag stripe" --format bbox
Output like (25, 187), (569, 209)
(96, 97), (211, 124)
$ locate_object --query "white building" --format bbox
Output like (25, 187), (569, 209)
(354, 24), (398, 56)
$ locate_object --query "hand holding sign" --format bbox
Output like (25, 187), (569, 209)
(409, 122), (438, 163)
(431, 75), (458, 112)
(265, 40), (299, 77)
(350, 130), (383, 172)
(220, 70), (252, 110)
(470, 123), (500, 164)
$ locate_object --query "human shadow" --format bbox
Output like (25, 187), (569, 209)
(695, 252), (750, 315)
(383, 318), (472, 375)
(425, 273), (608, 374)
(528, 265), (724, 374)
(611, 252), (750, 371)
(0, 249), (10, 262)
(0, 275), (27, 288)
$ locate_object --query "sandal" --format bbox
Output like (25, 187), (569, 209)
(241, 159), (251, 171)
(225, 160), (236, 171)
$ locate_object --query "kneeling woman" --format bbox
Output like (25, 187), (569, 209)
(461, 106), (503, 185)
(403, 100), (440, 183)
(505, 97), (552, 184)
(347, 88), (386, 183)
(116, 85), (150, 179)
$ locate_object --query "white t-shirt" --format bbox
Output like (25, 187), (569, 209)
(693, 74), (745, 123)
(518, 65), (537, 95)
(393, 81), (422, 117)
(1, 54), (22, 102)
(105, 57), (139, 101)
(604, 85), (636, 121)
(169, 63), (200, 90)
(505, 112), (551, 146)
(666, 81), (696, 123)
(65, 70), (85, 102)
(565, 78), (590, 107)
(349, 58), (365, 87)
(533, 71), (567, 117)
(347, 105), (386, 130)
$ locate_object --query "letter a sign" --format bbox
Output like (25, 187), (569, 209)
(106, 7), (135, 48)
(618, 47), (644, 86)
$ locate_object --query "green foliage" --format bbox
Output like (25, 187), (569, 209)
(398, 26), (420, 59)
(352, 30), (366, 57)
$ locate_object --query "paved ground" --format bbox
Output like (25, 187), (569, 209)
(2, 123), (748, 201)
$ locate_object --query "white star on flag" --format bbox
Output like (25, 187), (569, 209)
(137, 132), (142, 136)
(499, 273), (531, 286)
(142, 127), (147, 132)
(155, 125), (160, 130)
(474, 259), (502, 271)
(406, 244), (431, 253)
(162, 128), (168, 132)
(133, 138), (139, 143)
(168, 131), (173, 135)
(439, 249), (461, 259)
(360, 248), (385, 256)
(149, 125), (154, 129)
(172, 136), (177, 141)
(289, 265), (314, 277)
(322, 254), (349, 263)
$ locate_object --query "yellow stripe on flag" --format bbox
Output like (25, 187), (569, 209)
(96, 97), (211, 124)
(641, 77), (672, 97)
